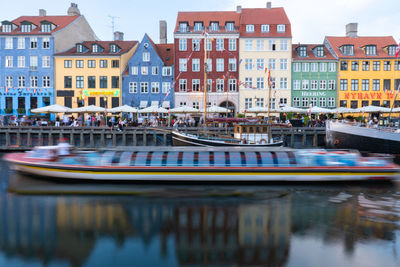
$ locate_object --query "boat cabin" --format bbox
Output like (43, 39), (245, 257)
(233, 124), (270, 144)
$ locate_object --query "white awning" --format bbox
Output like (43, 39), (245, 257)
(151, 101), (159, 107)
(162, 101), (170, 108)
(140, 101), (148, 108)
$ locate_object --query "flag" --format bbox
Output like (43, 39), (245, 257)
(267, 69), (272, 87)
(5, 86), (8, 93)
(264, 67), (268, 74)
(239, 59), (243, 65)
(396, 43), (400, 58)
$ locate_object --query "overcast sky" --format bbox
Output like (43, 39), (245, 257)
(1, 0), (399, 44)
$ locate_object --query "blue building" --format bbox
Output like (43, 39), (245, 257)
(122, 34), (174, 110)
(0, 4), (96, 117)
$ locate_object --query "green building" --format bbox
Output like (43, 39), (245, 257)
(291, 44), (338, 109)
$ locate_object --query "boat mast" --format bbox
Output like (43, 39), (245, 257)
(203, 32), (208, 126)
(266, 69), (272, 123)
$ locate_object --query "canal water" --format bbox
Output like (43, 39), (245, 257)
(0, 159), (399, 267)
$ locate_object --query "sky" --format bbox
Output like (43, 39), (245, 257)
(0, 0), (399, 44)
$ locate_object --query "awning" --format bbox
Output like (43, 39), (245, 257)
(140, 101), (148, 108)
(162, 101), (170, 108)
(151, 101), (159, 107)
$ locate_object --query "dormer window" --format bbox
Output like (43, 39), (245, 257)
(261, 24), (270, 33)
(365, 45), (377, 56)
(387, 45), (397, 56)
(92, 44), (99, 53)
(246, 25), (254, 32)
(225, 22), (235, 32)
(298, 46), (307, 57)
(179, 22), (188, 32)
(341, 45), (354, 56)
(110, 44), (119, 53)
(21, 23), (32, 33)
(41, 22), (52, 33)
(2, 23), (12, 33)
(277, 24), (286, 33)
(315, 46), (324, 57)
(210, 22), (219, 32)
(194, 22), (203, 32)
(76, 44), (84, 53)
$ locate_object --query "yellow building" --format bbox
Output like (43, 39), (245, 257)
(325, 24), (400, 109)
(55, 39), (138, 109)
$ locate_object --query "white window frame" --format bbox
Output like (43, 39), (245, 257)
(152, 66), (159, 75)
(30, 76), (38, 87)
(216, 58), (224, 72)
(293, 80), (300, 90)
(5, 56), (13, 68)
(17, 56), (25, 68)
(42, 37), (50, 49)
(216, 79), (224, 92)
(5, 37), (13, 49)
(129, 82), (138, 93)
(280, 59), (288, 70)
(142, 52), (150, 62)
(320, 80), (327, 90)
(179, 39), (187, 51)
(280, 39), (288, 51)
(179, 79), (187, 92)
(277, 24), (286, 32)
(42, 56), (50, 68)
(228, 39), (236, 51)
(162, 82), (171, 94)
(192, 79), (200, 91)
(228, 79), (237, 92)
(256, 40), (264, 51)
(228, 58), (236, 72)
(261, 24), (269, 32)
(140, 82), (149, 93)
(151, 82), (160, 93)
(192, 58), (200, 72)
(245, 40), (253, 51)
(280, 77), (288, 89)
(179, 58), (187, 72)
(192, 39), (201, 51)
(17, 37), (25, 49)
(162, 66), (172, 76)
(216, 39), (224, 51)
(141, 66), (148, 75)
(246, 25), (254, 32)
(302, 80), (309, 90)
(42, 76), (50, 88)
(131, 66), (138, 75)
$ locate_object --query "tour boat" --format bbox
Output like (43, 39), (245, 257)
(3, 146), (399, 182)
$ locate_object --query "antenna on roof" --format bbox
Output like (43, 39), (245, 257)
(108, 15), (120, 39)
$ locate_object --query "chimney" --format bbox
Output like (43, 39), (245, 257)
(236, 5), (242, 13)
(39, 9), (46, 17)
(114, 31), (124, 41)
(266, 2), (272, 9)
(67, 3), (81, 16)
(346, 23), (358, 38)
(160, 20), (167, 44)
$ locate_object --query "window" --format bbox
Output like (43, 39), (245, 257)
(280, 77), (288, 89)
(162, 66), (172, 76)
(42, 37), (50, 49)
(293, 97), (300, 107)
(340, 79), (348, 91)
(298, 46), (307, 57)
(256, 40), (264, 51)
(88, 76), (96, 88)
(320, 80), (327, 90)
(63, 60), (71, 68)
(18, 76), (25, 87)
(179, 58), (187, 72)
(351, 61), (359, 71)
(210, 22), (219, 31)
(76, 60), (84, 68)
(255, 98), (264, 107)
(192, 102), (200, 109)
(6, 76), (13, 87)
(225, 22), (234, 31)
(384, 79), (391, 91)
(100, 60), (108, 68)
(268, 40), (276, 51)
(229, 79), (237, 92)
(141, 66), (148, 75)
(340, 61), (348, 71)
(319, 97), (326, 107)
(194, 22), (203, 32)
(340, 100), (347, 108)
(206, 39), (212, 51)
(30, 76), (38, 87)
(42, 76), (50, 87)
(277, 24), (285, 32)
(280, 39), (288, 51)
(63, 76), (72, 88)
(373, 61), (380, 71)
(152, 66), (159, 75)
(302, 80), (309, 90)
(192, 58), (200, 72)
(245, 98), (253, 109)
(388, 45), (397, 56)
(30, 37), (37, 49)
(88, 60), (96, 68)
(92, 44), (99, 53)
(261, 24), (269, 32)
(311, 80), (318, 90)
(302, 98), (309, 107)
(372, 79), (380, 91)
(315, 46), (324, 57)
(228, 39), (236, 51)
(179, 39), (187, 51)
(207, 79), (212, 92)
(257, 77), (264, 89)
(280, 59), (288, 70)
(395, 61), (400, 71)
(179, 79), (187, 92)
(17, 56), (25, 68)
(162, 82), (171, 94)
(112, 76), (119, 88)
(317, 63), (326, 72)
(192, 39), (201, 51)
(100, 76), (107, 88)
(179, 22), (188, 32)
(245, 40), (253, 51)
(351, 79), (359, 91)
(151, 82), (160, 93)
(141, 52), (150, 62)
(110, 44), (118, 53)
(216, 79), (224, 92)
(384, 61), (391, 71)
(112, 60), (120, 68)
(365, 45), (376, 56)
(293, 80), (300, 90)
(129, 82), (137, 93)
(270, 77), (276, 89)
(5, 37), (13, 49)
(311, 63), (318, 72)
(228, 58), (236, 71)
(216, 58), (224, 72)
(342, 45), (354, 55)
(244, 77), (252, 88)
(215, 39), (223, 51)
(41, 23), (51, 32)
(302, 63), (309, 72)
(246, 25), (254, 32)
(131, 66), (138, 75)
(256, 59), (264, 70)
(192, 79), (200, 91)
(76, 76), (84, 88)
(328, 63), (336, 72)
(362, 79), (369, 91)
(310, 97), (318, 107)
(293, 63), (301, 72)
(206, 58), (212, 72)
(17, 37), (25, 49)
(328, 80), (335, 90)
(268, 58), (276, 70)
(245, 59), (253, 70)
(42, 56), (50, 68)
(140, 82), (149, 93)
(328, 97), (335, 108)
(5, 56), (13, 67)
(2, 24), (12, 33)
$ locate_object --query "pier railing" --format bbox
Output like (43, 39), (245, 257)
(0, 126), (326, 151)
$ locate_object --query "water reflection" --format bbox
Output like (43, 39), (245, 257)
(0, 175), (399, 266)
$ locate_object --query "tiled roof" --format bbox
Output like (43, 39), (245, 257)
(174, 11), (240, 33)
(292, 44), (336, 60)
(0, 15), (80, 35)
(55, 40), (138, 56)
(325, 36), (397, 58)
(156, 43), (174, 66)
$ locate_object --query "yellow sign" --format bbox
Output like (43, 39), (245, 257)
(83, 90), (120, 97)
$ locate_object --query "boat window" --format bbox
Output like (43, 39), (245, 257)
(198, 152), (211, 167)
(245, 152), (259, 167)
(256, 127), (260, 133)
(214, 152), (225, 167)
(230, 152), (242, 166)
(275, 152), (291, 166)
(112, 151), (122, 165)
(118, 152), (133, 166)
(146, 152), (153, 166)
(249, 127), (254, 133)
(100, 151), (115, 166)
(134, 152), (148, 166)
(259, 152), (274, 166)
(129, 152), (138, 166)
(151, 151), (164, 166)
(166, 151), (179, 166)
(182, 152), (194, 166)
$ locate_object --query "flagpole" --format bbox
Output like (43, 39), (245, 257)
(389, 42), (400, 121)
(266, 68), (272, 143)
(203, 32), (208, 127)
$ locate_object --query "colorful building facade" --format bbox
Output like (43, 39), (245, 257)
(0, 4), (97, 116)
(122, 34), (174, 109)
(325, 24), (399, 109)
(238, 5), (292, 113)
(54, 40), (138, 109)
(174, 11), (240, 114)
(291, 44), (337, 109)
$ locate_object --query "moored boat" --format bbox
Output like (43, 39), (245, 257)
(3, 146), (399, 182)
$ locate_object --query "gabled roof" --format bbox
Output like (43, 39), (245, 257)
(174, 11), (240, 33)
(0, 15), (80, 35)
(325, 36), (397, 58)
(292, 44), (336, 60)
(156, 43), (174, 66)
(55, 41), (138, 56)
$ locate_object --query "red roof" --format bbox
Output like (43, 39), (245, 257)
(156, 43), (174, 66)
(55, 41), (138, 56)
(174, 11), (240, 33)
(292, 44), (336, 60)
(325, 36), (397, 59)
(0, 15), (80, 35)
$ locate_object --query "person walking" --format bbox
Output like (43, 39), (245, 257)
(55, 116), (60, 127)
